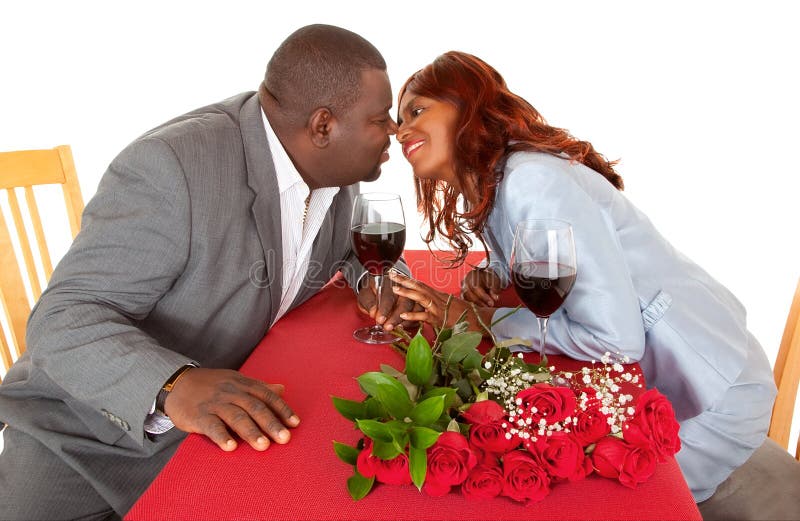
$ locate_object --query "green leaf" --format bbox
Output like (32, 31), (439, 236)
(380, 364), (404, 378)
(356, 419), (392, 442)
(331, 396), (367, 421)
(406, 331), (433, 386)
(495, 337), (532, 349)
(409, 446), (428, 490)
(419, 386), (456, 403)
(462, 350), (484, 371)
(409, 426), (441, 450)
(409, 395), (445, 425)
(357, 372), (413, 419)
(347, 470), (375, 500)
(386, 420), (410, 455)
(333, 441), (360, 465)
(446, 418), (461, 432)
(364, 397), (387, 419)
(441, 332), (482, 365)
(372, 439), (403, 460)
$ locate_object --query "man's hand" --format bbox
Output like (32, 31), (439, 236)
(163, 367), (299, 452)
(356, 274), (421, 332)
(461, 267), (504, 307)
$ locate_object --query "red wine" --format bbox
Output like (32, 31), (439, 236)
(512, 261), (576, 317)
(351, 222), (406, 275)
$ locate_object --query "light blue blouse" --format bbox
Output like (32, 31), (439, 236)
(484, 151), (776, 499)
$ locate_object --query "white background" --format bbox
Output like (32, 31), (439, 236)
(2, 1), (799, 449)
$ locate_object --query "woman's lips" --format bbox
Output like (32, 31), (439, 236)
(403, 140), (424, 159)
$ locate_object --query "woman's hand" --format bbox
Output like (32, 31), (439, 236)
(389, 271), (494, 333)
(461, 267), (503, 307)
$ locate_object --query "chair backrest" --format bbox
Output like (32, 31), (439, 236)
(768, 277), (800, 460)
(0, 145), (84, 380)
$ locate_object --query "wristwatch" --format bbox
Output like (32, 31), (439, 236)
(155, 365), (195, 415)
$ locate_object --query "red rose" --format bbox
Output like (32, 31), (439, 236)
(592, 436), (657, 488)
(461, 464), (505, 500)
(356, 439), (412, 486)
(572, 403), (612, 446)
(530, 431), (592, 482)
(422, 432), (478, 497)
(624, 389), (681, 462)
(515, 384), (577, 426)
(462, 399), (507, 424)
(501, 450), (551, 503)
(463, 400), (521, 455)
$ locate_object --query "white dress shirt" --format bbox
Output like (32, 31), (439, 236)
(261, 110), (339, 325)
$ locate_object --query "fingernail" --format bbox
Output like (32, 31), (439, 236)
(400, 313), (408, 319)
(277, 429), (291, 443)
(256, 436), (269, 449)
(491, 293), (499, 299)
(377, 315), (386, 324)
(288, 415), (300, 426)
(225, 439), (237, 451)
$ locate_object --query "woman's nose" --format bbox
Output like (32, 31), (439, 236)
(396, 122), (409, 142)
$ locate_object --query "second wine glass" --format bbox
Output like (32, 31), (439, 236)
(350, 193), (406, 344)
(510, 219), (577, 364)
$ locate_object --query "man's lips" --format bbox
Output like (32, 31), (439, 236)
(403, 139), (424, 159)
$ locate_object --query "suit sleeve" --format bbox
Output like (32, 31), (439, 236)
(26, 137), (195, 446)
(490, 162), (646, 362)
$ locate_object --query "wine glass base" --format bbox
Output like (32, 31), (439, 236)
(353, 326), (396, 344)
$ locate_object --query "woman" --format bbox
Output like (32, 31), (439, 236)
(389, 51), (799, 518)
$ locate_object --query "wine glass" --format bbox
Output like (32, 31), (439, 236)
(350, 193), (406, 344)
(510, 219), (577, 364)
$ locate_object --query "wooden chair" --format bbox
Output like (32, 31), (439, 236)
(0, 145), (84, 380)
(768, 277), (800, 459)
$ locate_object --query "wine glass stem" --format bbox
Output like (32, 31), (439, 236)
(372, 273), (384, 331)
(537, 316), (549, 365)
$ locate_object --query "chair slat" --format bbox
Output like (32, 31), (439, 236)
(57, 145), (83, 237)
(768, 278), (800, 457)
(0, 210), (28, 358)
(1, 321), (13, 381)
(24, 186), (54, 279)
(5, 189), (42, 299)
(0, 149), (66, 189)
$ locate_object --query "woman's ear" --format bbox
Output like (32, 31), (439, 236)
(307, 107), (333, 148)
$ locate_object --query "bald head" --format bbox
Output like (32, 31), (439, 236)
(263, 24), (386, 125)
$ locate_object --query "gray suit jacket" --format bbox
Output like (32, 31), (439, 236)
(0, 92), (362, 513)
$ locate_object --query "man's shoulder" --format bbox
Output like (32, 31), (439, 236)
(140, 91), (258, 143)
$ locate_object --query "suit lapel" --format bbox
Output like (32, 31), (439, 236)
(240, 94), (283, 320)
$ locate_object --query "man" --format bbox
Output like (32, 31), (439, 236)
(0, 24), (412, 520)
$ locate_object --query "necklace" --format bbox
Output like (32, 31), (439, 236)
(302, 193), (311, 225)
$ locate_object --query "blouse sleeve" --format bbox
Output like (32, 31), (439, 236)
(490, 159), (646, 362)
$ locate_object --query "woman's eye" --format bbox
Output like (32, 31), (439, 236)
(411, 107), (424, 117)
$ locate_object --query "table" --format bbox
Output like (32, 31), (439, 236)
(126, 251), (701, 520)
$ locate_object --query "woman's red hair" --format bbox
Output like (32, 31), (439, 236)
(399, 51), (623, 266)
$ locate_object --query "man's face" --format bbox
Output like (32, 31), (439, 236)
(323, 68), (397, 186)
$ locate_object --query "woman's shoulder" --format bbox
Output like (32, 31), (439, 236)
(500, 151), (583, 193)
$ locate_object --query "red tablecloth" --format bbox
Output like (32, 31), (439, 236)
(126, 251), (700, 521)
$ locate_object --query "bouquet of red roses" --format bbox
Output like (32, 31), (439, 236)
(332, 315), (681, 503)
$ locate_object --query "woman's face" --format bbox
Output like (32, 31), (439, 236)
(397, 91), (460, 186)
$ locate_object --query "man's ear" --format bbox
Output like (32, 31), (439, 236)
(307, 107), (334, 148)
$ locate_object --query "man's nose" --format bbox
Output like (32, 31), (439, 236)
(387, 118), (399, 135)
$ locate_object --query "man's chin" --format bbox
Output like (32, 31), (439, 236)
(362, 167), (382, 183)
